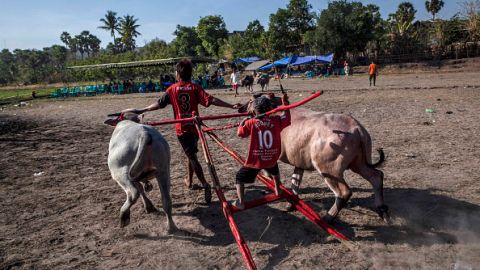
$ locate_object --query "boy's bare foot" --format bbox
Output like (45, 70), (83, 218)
(184, 177), (192, 189)
(232, 199), (245, 210)
(274, 186), (283, 197)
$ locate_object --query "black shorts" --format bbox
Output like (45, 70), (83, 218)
(236, 164), (280, 184)
(177, 132), (199, 159)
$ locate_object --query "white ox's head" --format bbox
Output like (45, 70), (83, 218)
(104, 111), (142, 126)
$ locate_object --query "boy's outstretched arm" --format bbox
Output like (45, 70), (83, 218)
(211, 97), (242, 109)
(122, 102), (160, 114)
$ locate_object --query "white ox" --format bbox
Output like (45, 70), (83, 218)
(104, 112), (176, 233)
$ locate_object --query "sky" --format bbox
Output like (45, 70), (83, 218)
(0, 0), (459, 51)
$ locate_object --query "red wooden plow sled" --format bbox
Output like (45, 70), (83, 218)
(144, 92), (349, 270)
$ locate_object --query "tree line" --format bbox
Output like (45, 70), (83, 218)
(1, 0), (479, 85)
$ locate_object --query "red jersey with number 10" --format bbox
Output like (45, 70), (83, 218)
(237, 111), (291, 169)
(165, 82), (213, 135)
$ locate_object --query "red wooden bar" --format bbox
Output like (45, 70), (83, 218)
(263, 90), (323, 116)
(192, 115), (257, 270)
(202, 123), (240, 132)
(229, 192), (289, 214)
(205, 131), (350, 241)
(134, 91), (341, 270)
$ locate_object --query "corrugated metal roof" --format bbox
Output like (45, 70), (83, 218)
(68, 57), (217, 70)
(244, 60), (270, 71)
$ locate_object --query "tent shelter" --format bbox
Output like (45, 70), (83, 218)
(259, 53), (334, 70)
(258, 56), (296, 70)
(233, 56), (261, 64)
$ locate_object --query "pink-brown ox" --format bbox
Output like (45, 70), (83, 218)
(240, 94), (389, 223)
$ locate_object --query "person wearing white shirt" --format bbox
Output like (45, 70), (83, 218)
(230, 68), (241, 97)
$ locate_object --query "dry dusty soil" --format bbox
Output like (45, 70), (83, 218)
(1, 66), (480, 269)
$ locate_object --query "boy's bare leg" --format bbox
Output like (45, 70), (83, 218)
(189, 155), (212, 203)
(184, 158), (194, 189)
(273, 174), (283, 196)
(235, 183), (245, 208)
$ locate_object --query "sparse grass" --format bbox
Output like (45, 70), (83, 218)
(0, 88), (55, 104)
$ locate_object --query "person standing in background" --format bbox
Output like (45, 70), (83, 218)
(369, 60), (378, 86)
(230, 67), (241, 97)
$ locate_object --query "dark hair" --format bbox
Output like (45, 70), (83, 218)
(176, 59), (193, 81)
(253, 96), (272, 114)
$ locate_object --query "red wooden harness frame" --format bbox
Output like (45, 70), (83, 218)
(144, 92), (349, 270)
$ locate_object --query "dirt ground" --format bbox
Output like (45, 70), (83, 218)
(1, 68), (480, 270)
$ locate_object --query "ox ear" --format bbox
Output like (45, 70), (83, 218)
(104, 118), (118, 126)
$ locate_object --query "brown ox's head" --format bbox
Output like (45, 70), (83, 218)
(237, 93), (282, 114)
(104, 111), (142, 126)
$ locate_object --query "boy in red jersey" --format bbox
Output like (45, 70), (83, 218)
(233, 94), (291, 210)
(123, 59), (240, 204)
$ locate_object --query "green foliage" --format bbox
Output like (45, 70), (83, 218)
(266, 0), (315, 57)
(242, 20), (267, 58)
(305, 1), (383, 57)
(388, 2), (421, 55)
(219, 33), (244, 60)
(459, 0), (480, 41)
(389, 2), (417, 36)
(171, 25), (202, 57)
(139, 39), (174, 59)
(196, 15), (228, 57)
(287, 0), (316, 36)
(266, 8), (292, 58)
(0, 49), (16, 85)
(60, 31), (101, 59)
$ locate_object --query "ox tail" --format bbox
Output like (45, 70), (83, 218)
(129, 128), (152, 179)
(369, 148), (385, 168)
(357, 123), (385, 168)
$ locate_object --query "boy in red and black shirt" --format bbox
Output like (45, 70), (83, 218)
(124, 60), (240, 204)
(233, 94), (291, 209)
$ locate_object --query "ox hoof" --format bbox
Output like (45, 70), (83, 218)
(323, 214), (336, 224)
(377, 205), (391, 223)
(144, 181), (153, 192)
(145, 206), (158, 214)
(167, 224), (178, 235)
(120, 213), (130, 228)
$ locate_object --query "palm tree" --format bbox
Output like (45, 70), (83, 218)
(425, 0), (445, 21)
(390, 2), (417, 36)
(98, 11), (120, 48)
(60, 31), (78, 58)
(88, 34), (101, 56)
(119, 15), (141, 51)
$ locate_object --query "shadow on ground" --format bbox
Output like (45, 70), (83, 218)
(134, 186), (480, 269)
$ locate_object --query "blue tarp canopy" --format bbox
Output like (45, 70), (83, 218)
(315, 53), (334, 64)
(290, 53), (334, 66)
(233, 56), (261, 64)
(290, 56), (316, 66)
(258, 56), (297, 70)
(259, 53), (334, 70)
